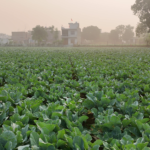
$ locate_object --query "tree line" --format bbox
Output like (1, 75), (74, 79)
(82, 25), (134, 45)
(131, 0), (150, 45)
(32, 0), (150, 46)
(82, 0), (150, 45)
(32, 25), (61, 46)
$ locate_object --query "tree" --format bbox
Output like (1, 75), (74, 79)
(109, 30), (119, 44)
(47, 26), (60, 44)
(136, 23), (148, 37)
(32, 25), (48, 45)
(100, 32), (110, 44)
(131, 0), (150, 31)
(82, 26), (101, 41)
(54, 28), (59, 41)
(116, 25), (125, 40)
(122, 25), (134, 43)
(144, 33), (150, 45)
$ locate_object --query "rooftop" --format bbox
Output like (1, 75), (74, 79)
(62, 22), (80, 30)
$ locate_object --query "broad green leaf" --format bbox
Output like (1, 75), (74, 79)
(137, 142), (148, 150)
(57, 129), (65, 140)
(16, 131), (23, 144)
(0, 131), (17, 149)
(120, 135), (134, 145)
(4, 141), (12, 150)
(83, 100), (95, 109)
(64, 134), (73, 148)
(57, 139), (66, 148)
(92, 140), (103, 147)
(78, 116), (88, 123)
(18, 145), (30, 150)
(73, 136), (84, 150)
(30, 132), (39, 147)
(91, 145), (100, 150)
(36, 122), (55, 135)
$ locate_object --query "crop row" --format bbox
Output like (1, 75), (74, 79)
(0, 47), (150, 150)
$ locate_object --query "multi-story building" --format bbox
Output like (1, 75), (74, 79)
(61, 22), (81, 46)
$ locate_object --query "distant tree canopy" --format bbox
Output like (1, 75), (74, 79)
(109, 30), (119, 43)
(108, 25), (134, 44)
(144, 33), (150, 45)
(136, 23), (148, 37)
(116, 25), (125, 40)
(131, 0), (150, 31)
(32, 25), (48, 45)
(82, 26), (101, 41)
(47, 26), (60, 42)
(100, 32), (110, 44)
(122, 25), (134, 42)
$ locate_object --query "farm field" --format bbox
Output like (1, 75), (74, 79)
(1, 47), (150, 150)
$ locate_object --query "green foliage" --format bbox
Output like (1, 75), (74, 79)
(132, 0), (150, 31)
(136, 23), (148, 37)
(32, 25), (48, 45)
(0, 47), (150, 149)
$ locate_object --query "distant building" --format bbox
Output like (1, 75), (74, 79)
(61, 22), (81, 46)
(12, 32), (32, 45)
(12, 29), (61, 46)
(0, 33), (11, 45)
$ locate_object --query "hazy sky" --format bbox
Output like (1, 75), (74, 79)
(0, 0), (139, 35)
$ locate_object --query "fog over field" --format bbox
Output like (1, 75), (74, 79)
(0, 0), (138, 35)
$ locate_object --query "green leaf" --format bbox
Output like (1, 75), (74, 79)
(81, 135), (89, 150)
(21, 124), (29, 142)
(111, 144), (120, 150)
(0, 112), (6, 125)
(83, 100), (95, 109)
(123, 144), (136, 150)
(39, 138), (53, 149)
(16, 131), (23, 144)
(91, 145), (100, 150)
(86, 93), (97, 104)
(91, 108), (98, 117)
(84, 134), (92, 142)
(18, 145), (30, 150)
(10, 113), (20, 123)
(120, 135), (134, 145)
(103, 142), (110, 149)
(0, 95), (7, 102)
(4, 141), (12, 150)
(78, 116), (88, 123)
(57, 129), (65, 140)
(74, 127), (82, 136)
(64, 134), (73, 148)
(143, 147), (150, 150)
(30, 132), (39, 147)
(110, 116), (121, 126)
(47, 145), (56, 150)
(36, 122), (55, 135)
(57, 139), (66, 148)
(73, 136), (84, 150)
(92, 140), (103, 147)
(137, 143), (148, 150)
(122, 119), (131, 127)
(0, 131), (17, 149)
(31, 145), (40, 150)
(0, 144), (5, 150)
(21, 115), (29, 124)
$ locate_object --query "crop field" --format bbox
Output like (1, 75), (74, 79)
(1, 47), (150, 150)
